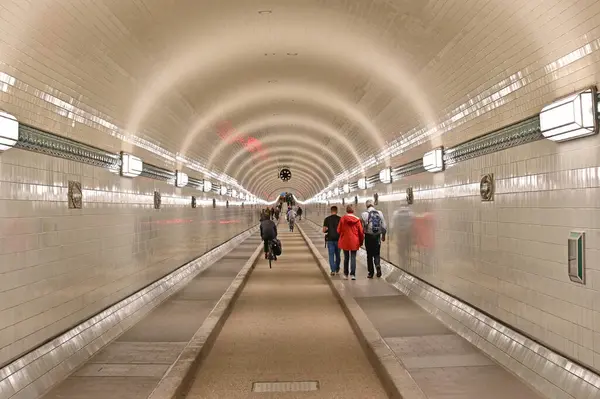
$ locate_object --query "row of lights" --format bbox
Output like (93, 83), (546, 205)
(311, 87), (598, 202)
(0, 112), (264, 203)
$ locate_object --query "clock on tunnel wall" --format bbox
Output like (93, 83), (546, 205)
(279, 168), (292, 182)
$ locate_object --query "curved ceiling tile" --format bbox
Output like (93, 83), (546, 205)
(230, 142), (338, 185)
(253, 170), (318, 200)
(224, 136), (346, 179)
(221, 114), (363, 174)
(180, 82), (386, 166)
(243, 158), (328, 193)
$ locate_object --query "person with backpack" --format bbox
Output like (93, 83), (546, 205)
(260, 213), (278, 260)
(337, 204), (364, 280)
(361, 200), (387, 278)
(287, 206), (297, 232)
(323, 205), (341, 276)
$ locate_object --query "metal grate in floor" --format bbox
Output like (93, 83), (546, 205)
(252, 381), (319, 392)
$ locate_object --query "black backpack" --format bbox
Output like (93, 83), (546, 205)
(270, 238), (282, 256)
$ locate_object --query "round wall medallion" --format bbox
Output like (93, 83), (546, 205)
(480, 173), (494, 201)
(279, 168), (292, 181)
(406, 187), (413, 205)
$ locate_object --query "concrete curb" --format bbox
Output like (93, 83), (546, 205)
(147, 241), (264, 399)
(297, 223), (427, 399)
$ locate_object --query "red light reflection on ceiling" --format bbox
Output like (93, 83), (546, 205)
(217, 121), (268, 160)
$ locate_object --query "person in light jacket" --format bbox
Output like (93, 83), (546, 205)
(337, 204), (364, 280)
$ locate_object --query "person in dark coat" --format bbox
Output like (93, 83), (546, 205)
(260, 214), (278, 259)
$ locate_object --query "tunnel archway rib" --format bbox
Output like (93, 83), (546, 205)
(180, 82), (386, 168)
(224, 134), (347, 179)
(250, 166), (324, 199)
(241, 156), (329, 192)
(125, 12), (437, 164)
(221, 115), (360, 176)
(256, 176), (315, 202)
(232, 145), (337, 186)
(252, 171), (317, 200)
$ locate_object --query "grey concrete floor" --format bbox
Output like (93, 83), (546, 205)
(184, 228), (388, 399)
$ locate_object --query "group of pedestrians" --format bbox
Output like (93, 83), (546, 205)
(322, 200), (386, 280)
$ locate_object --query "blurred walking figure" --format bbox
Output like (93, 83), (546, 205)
(322, 205), (341, 276)
(361, 200), (387, 278)
(337, 205), (364, 280)
(392, 204), (413, 268)
(297, 206), (303, 220)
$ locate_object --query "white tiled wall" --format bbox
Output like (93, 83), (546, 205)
(0, 148), (259, 368)
(308, 133), (600, 373)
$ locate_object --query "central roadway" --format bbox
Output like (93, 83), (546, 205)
(184, 225), (387, 398)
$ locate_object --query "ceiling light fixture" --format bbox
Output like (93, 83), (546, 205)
(0, 111), (18, 152)
(423, 148), (444, 173)
(258, 10), (272, 14)
(287, 53), (298, 56)
(379, 167), (392, 184)
(540, 87), (598, 142)
(120, 152), (143, 178)
(357, 177), (367, 190)
(175, 170), (189, 187)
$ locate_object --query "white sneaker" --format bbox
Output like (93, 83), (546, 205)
(343, 274), (349, 280)
(351, 275), (356, 280)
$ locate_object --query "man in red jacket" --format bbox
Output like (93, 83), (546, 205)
(337, 205), (364, 280)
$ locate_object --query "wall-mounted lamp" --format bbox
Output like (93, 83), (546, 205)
(343, 184), (350, 194)
(0, 112), (18, 152)
(357, 177), (367, 190)
(423, 147), (444, 173)
(219, 185), (228, 196)
(120, 152), (143, 177)
(202, 180), (213, 192)
(540, 87), (598, 142)
(175, 170), (189, 187)
(379, 168), (392, 184)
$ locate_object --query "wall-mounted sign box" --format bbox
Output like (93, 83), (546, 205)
(568, 231), (585, 284)
(68, 181), (82, 209)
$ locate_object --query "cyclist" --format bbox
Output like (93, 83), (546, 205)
(260, 213), (278, 260)
(287, 206), (297, 232)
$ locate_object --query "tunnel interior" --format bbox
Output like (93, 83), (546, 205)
(1, 1), (600, 398)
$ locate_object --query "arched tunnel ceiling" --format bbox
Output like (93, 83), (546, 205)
(1, 0), (596, 199)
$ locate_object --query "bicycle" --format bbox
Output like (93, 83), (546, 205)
(267, 239), (275, 268)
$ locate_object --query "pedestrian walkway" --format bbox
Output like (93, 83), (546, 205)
(300, 220), (544, 399)
(183, 228), (387, 398)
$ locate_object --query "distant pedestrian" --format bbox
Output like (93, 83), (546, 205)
(337, 205), (364, 280)
(323, 206), (341, 275)
(297, 206), (303, 220)
(361, 200), (387, 278)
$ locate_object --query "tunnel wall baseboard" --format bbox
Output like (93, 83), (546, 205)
(0, 224), (259, 399)
(302, 215), (600, 399)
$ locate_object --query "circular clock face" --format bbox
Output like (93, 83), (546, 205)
(279, 168), (292, 181)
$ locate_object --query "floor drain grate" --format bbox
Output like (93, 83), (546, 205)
(252, 381), (319, 392)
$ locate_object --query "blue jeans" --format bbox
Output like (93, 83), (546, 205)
(343, 250), (357, 276)
(327, 241), (341, 272)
